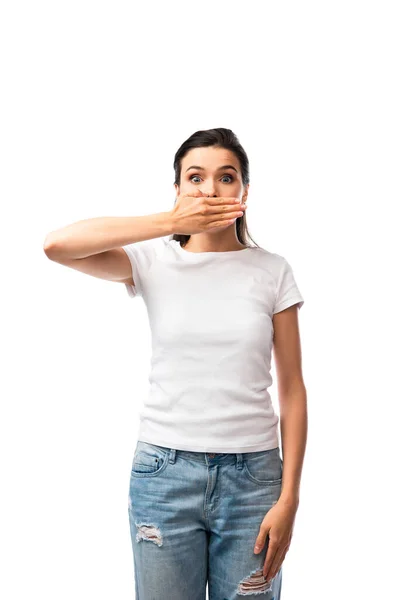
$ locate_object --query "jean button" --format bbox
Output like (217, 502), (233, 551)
(208, 453), (216, 458)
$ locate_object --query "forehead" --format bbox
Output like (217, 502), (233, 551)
(181, 146), (240, 170)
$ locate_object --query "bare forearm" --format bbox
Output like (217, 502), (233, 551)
(43, 212), (174, 260)
(279, 386), (308, 506)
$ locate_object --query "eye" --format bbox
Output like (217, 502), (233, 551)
(189, 174), (234, 184)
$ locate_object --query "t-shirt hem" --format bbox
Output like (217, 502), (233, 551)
(137, 434), (280, 454)
(273, 295), (304, 314)
(121, 246), (142, 299)
(124, 282), (138, 298)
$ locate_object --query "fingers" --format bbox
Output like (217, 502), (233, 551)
(181, 194), (246, 210)
(262, 535), (280, 581)
(263, 545), (286, 582)
(183, 193), (242, 204)
(204, 200), (247, 217)
(254, 527), (268, 554)
(224, 209), (245, 219)
(175, 192), (247, 232)
(205, 211), (244, 228)
(192, 194), (247, 221)
(206, 196), (242, 205)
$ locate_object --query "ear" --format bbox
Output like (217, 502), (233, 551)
(242, 183), (249, 203)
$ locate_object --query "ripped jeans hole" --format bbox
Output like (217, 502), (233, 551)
(237, 567), (273, 595)
(135, 522), (163, 547)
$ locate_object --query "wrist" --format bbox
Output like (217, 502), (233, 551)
(155, 211), (177, 237)
(279, 492), (299, 509)
(162, 210), (179, 236)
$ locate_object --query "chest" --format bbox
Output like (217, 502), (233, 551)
(143, 263), (275, 352)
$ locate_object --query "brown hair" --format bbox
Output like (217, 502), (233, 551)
(172, 127), (260, 249)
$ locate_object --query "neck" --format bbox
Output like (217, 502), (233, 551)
(182, 232), (246, 253)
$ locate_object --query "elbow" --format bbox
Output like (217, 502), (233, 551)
(43, 233), (62, 261)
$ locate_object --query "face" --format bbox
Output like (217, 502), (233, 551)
(174, 146), (249, 205)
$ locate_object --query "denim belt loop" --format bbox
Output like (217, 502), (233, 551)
(169, 448), (176, 464)
(235, 453), (244, 470)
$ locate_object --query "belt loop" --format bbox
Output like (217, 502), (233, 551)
(169, 448), (176, 464)
(236, 453), (243, 470)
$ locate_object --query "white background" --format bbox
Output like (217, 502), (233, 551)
(1, 1), (399, 598)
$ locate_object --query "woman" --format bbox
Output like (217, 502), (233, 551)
(44, 127), (307, 599)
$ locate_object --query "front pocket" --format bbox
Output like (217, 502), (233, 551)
(131, 442), (170, 478)
(243, 448), (283, 486)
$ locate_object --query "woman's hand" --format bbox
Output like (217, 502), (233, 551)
(253, 499), (298, 583)
(170, 190), (247, 235)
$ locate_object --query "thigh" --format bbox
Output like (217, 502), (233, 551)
(128, 441), (208, 600)
(208, 447), (283, 600)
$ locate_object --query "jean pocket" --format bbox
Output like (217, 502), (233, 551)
(131, 442), (170, 478)
(243, 447), (283, 486)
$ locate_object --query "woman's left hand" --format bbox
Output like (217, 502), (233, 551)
(253, 498), (298, 582)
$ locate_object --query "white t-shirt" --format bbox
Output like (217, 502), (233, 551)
(121, 236), (304, 453)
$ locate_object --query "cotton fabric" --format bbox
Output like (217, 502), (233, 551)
(121, 236), (304, 453)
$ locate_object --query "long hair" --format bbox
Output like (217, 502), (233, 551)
(172, 128), (260, 249)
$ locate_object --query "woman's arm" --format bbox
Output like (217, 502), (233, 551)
(43, 213), (174, 285)
(43, 195), (245, 285)
(43, 213), (174, 261)
(253, 302), (307, 581)
(272, 303), (307, 508)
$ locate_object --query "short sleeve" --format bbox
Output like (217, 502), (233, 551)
(121, 236), (166, 299)
(273, 257), (304, 314)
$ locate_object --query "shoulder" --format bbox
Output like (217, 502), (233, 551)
(120, 236), (172, 299)
(122, 235), (170, 262)
(250, 246), (288, 280)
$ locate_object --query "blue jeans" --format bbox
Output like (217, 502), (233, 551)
(128, 441), (283, 599)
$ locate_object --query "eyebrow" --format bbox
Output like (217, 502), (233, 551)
(185, 164), (238, 173)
